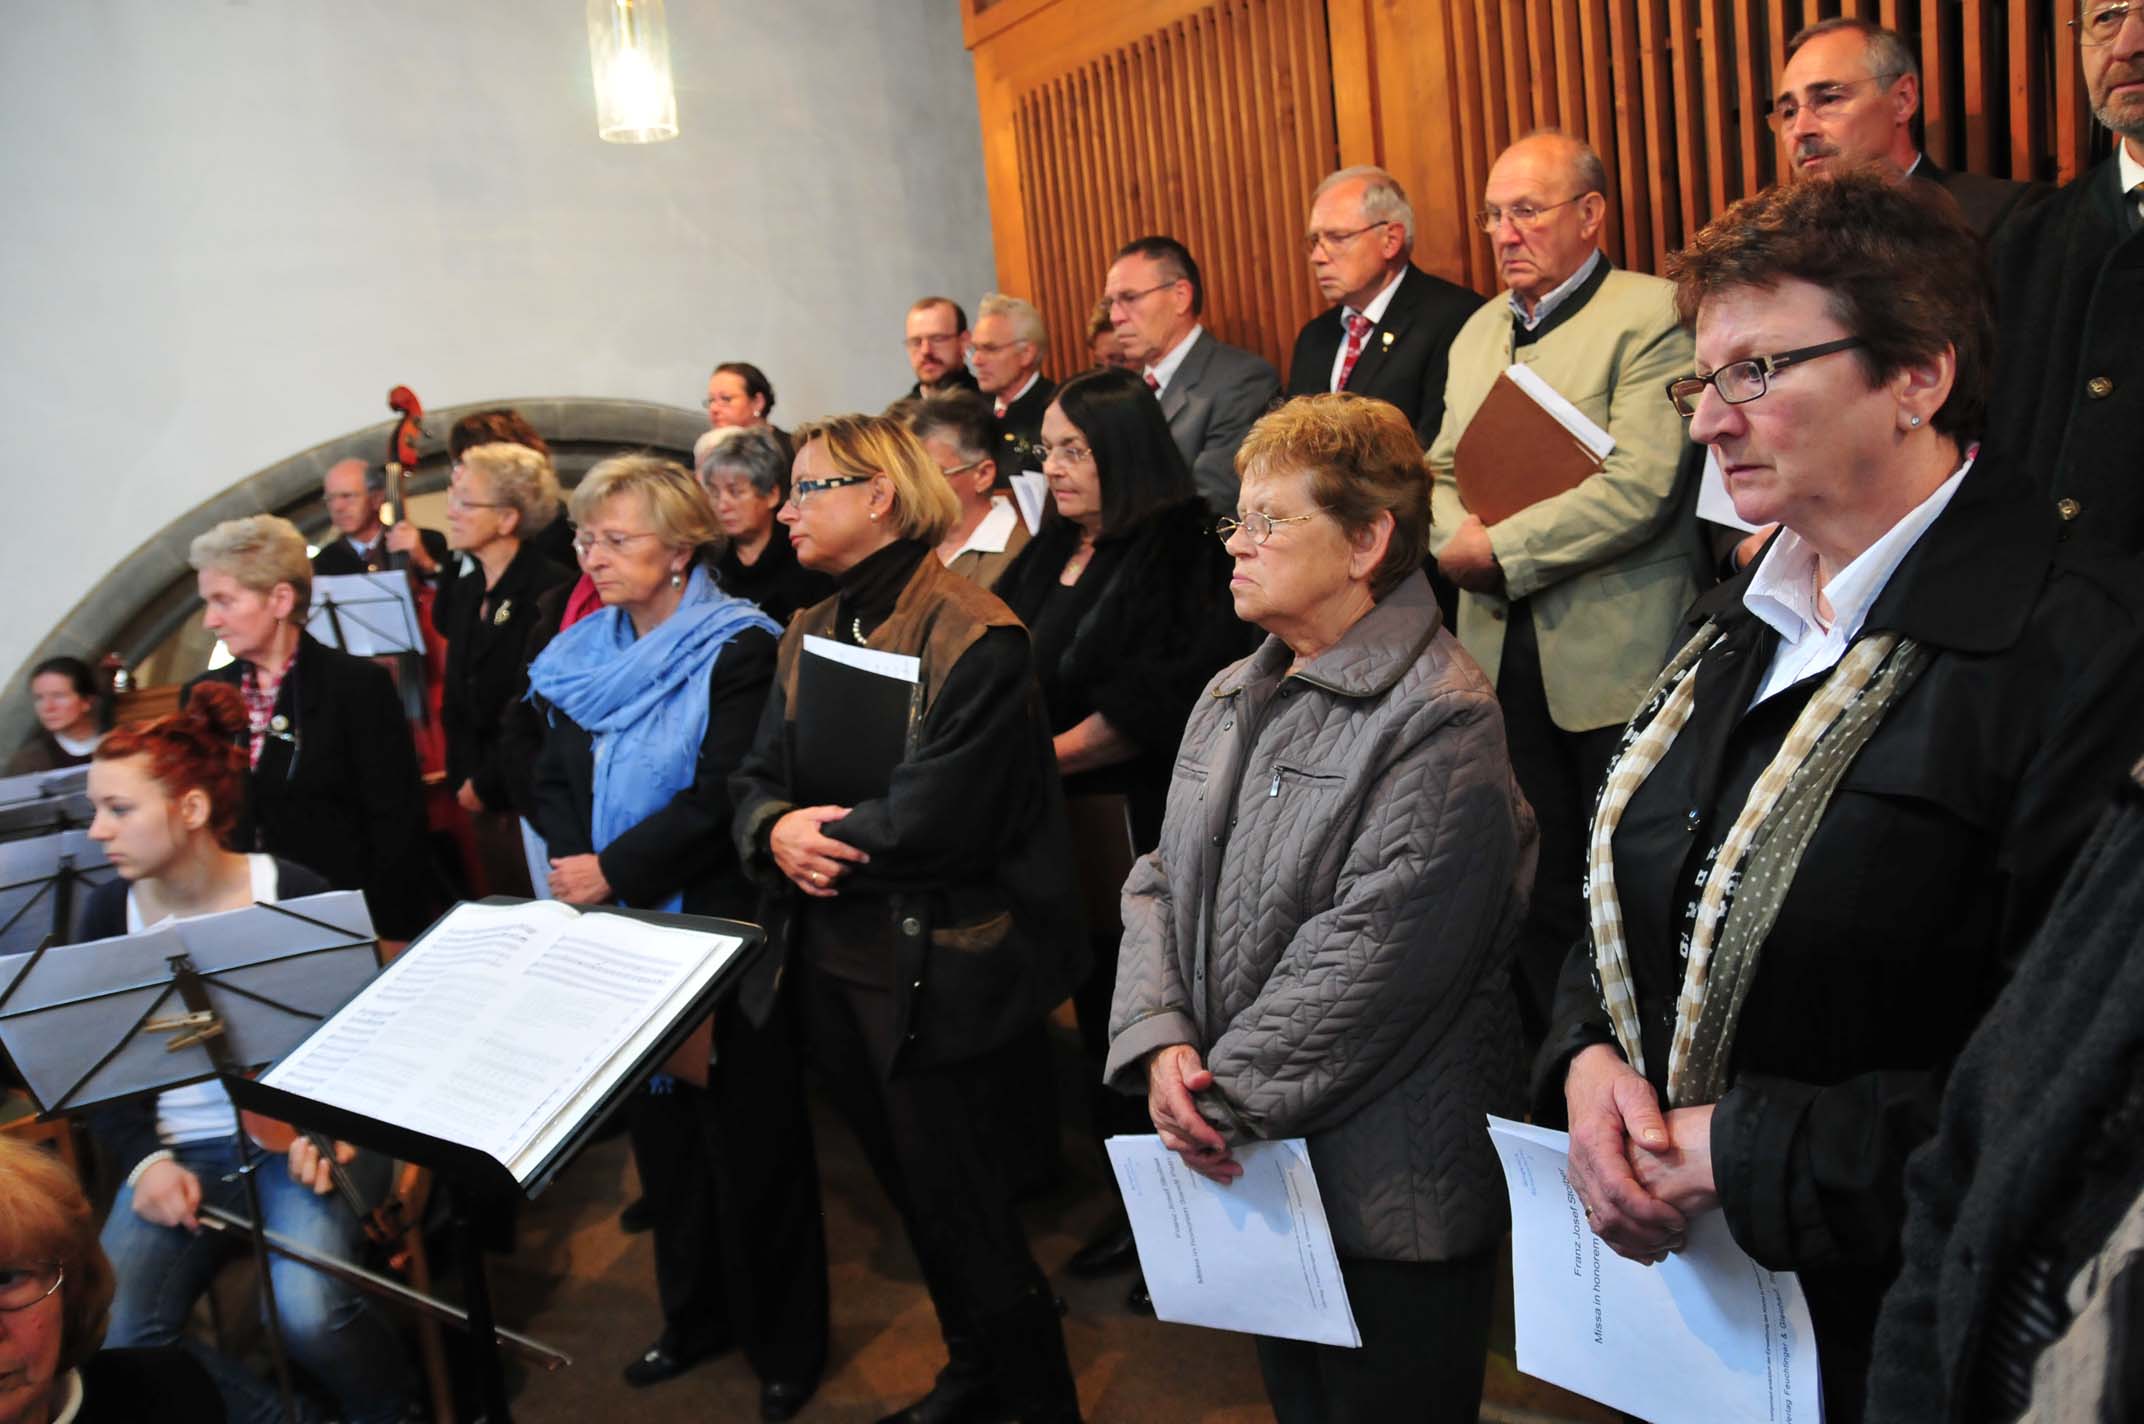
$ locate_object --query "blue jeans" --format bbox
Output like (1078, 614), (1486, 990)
(101, 1135), (421, 1424)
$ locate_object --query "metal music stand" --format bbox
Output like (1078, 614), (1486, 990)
(0, 768), (93, 847)
(0, 890), (381, 1424)
(307, 572), (425, 658)
(0, 829), (114, 955)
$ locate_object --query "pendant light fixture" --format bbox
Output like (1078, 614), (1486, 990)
(587, 0), (679, 144)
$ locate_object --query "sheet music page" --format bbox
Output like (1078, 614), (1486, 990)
(263, 901), (742, 1180)
(1502, 363), (1616, 460)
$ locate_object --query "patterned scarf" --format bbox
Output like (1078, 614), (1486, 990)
(1587, 618), (1931, 1107)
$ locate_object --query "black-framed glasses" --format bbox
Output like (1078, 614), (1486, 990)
(1666, 337), (1866, 419)
(1102, 281), (1178, 311)
(0, 1264), (62, 1313)
(1767, 73), (1901, 128)
(1303, 221), (1392, 256)
(1215, 508), (1330, 545)
(1476, 195), (1585, 233)
(786, 475), (874, 509)
(2071, 2), (2141, 45)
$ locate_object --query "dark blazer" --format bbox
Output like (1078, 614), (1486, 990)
(430, 542), (571, 818)
(528, 503), (576, 569)
(5, 730), (92, 775)
(531, 626), (776, 918)
(78, 858), (333, 1178)
(80, 1347), (227, 1423)
(714, 524), (835, 630)
(1155, 329), (1281, 514)
(905, 367), (980, 402)
(1866, 766), (2144, 1423)
(1983, 152), (2144, 554)
(993, 373), (1056, 474)
(311, 527), (450, 578)
(187, 637), (433, 937)
(1284, 264), (1486, 446)
(1913, 157), (2043, 240)
(993, 497), (1256, 849)
(1536, 460), (2144, 1424)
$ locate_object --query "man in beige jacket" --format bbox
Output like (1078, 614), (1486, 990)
(1426, 130), (1707, 1042)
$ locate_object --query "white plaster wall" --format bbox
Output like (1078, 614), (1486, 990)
(0, 0), (993, 682)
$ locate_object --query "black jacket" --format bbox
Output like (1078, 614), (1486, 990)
(431, 542), (572, 817)
(311, 527), (450, 578)
(531, 625), (776, 919)
(1536, 460), (2144, 1423)
(1284, 264), (1486, 446)
(187, 637), (433, 937)
(77, 858), (332, 1179)
(992, 497), (1256, 850)
(1867, 766), (2144, 1422)
(993, 373), (1057, 474)
(81, 1348), (226, 1423)
(905, 367), (980, 402)
(714, 524), (835, 631)
(1913, 157), (2043, 240)
(1983, 153), (2144, 553)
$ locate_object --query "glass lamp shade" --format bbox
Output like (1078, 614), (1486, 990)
(587, 0), (679, 144)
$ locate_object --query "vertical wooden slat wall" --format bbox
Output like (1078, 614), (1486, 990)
(974, 0), (2109, 336)
(1005, 0), (1337, 379)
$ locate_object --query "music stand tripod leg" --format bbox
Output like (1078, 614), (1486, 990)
(454, 1203), (514, 1424)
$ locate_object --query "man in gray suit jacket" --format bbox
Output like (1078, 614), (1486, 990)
(1105, 236), (1279, 514)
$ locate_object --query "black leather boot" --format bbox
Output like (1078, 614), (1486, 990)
(875, 1334), (1001, 1424)
(979, 1288), (1082, 1423)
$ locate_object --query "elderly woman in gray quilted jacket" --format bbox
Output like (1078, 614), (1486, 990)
(1104, 392), (1535, 1423)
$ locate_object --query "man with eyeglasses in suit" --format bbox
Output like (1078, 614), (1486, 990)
(1773, 17), (2039, 238)
(1425, 130), (1706, 1051)
(1979, 0), (2144, 555)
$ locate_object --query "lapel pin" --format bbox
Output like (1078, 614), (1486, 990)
(269, 714), (289, 734)
(492, 599), (513, 626)
(1381, 331), (1396, 349)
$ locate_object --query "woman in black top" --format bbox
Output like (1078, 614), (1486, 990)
(991, 367), (1254, 1280)
(433, 441), (571, 895)
(699, 425), (832, 627)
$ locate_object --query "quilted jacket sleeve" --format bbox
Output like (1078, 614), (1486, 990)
(1102, 842), (1199, 1094)
(1197, 687), (1525, 1142)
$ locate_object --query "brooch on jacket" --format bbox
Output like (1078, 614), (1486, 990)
(491, 599), (513, 627)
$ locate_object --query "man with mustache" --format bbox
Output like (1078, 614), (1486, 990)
(1980, 1), (2144, 555)
(1773, 18), (2036, 238)
(902, 295), (980, 401)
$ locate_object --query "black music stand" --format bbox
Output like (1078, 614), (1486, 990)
(0, 768), (93, 846)
(307, 572), (424, 658)
(223, 898), (767, 1424)
(0, 890), (381, 1424)
(0, 829), (113, 956)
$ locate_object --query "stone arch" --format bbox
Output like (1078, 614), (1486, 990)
(2, 397), (707, 748)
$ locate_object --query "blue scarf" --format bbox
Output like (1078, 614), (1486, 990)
(527, 566), (778, 911)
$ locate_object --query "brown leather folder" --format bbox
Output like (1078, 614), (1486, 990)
(1452, 371), (1607, 525)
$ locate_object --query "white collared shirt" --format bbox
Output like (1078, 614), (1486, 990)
(1143, 323), (1205, 395)
(1742, 449), (1975, 705)
(1328, 268), (1407, 390)
(943, 494), (1022, 562)
(1508, 249), (1603, 331)
(2119, 139), (2144, 223)
(51, 1369), (83, 1424)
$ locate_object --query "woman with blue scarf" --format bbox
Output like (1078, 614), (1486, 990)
(527, 454), (828, 1422)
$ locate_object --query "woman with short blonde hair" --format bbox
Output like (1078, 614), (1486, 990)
(569, 452), (721, 555)
(188, 514), (312, 611)
(788, 414), (959, 546)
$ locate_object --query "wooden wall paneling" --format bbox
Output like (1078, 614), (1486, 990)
(1207, 3), (1259, 348)
(1281, 0), (1328, 326)
(1764, 0), (1792, 99)
(1634, 0), (1680, 269)
(1606, 0), (1653, 270)
(1043, 79), (1088, 374)
(1666, 0), (1709, 231)
(1959, 0), (1993, 172)
(1012, 98), (1060, 372)
(1497, 3), (1534, 140)
(1529, 0), (1565, 129)
(1920, 0), (1952, 167)
(1578, 0), (1626, 267)
(1326, 0), (1379, 164)
(1727, 0), (1774, 199)
(2007, 4), (2044, 180)
(1448, 0), (1497, 288)
(1696, 0), (1738, 206)
(1357, 0), (1481, 288)
(2052, 0), (2088, 183)
(1878, 0), (1901, 28)
(1237, 0), (1285, 356)
(1553, 0), (1589, 144)
(1063, 74), (1103, 307)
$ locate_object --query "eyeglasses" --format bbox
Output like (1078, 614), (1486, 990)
(1666, 337), (1866, 418)
(1476, 195), (1585, 233)
(0, 1264), (62, 1313)
(572, 529), (664, 555)
(904, 333), (963, 352)
(447, 493), (510, 513)
(968, 340), (1027, 357)
(1215, 508), (1329, 545)
(1037, 441), (1093, 466)
(2071, 2), (2142, 44)
(1767, 73), (1901, 129)
(1303, 221), (1391, 256)
(786, 475), (874, 508)
(1102, 281), (1178, 311)
(935, 458), (986, 478)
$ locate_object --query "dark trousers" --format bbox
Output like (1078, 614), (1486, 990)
(629, 993), (830, 1385)
(1255, 1251), (1498, 1424)
(1497, 603), (1623, 1047)
(1072, 928), (1160, 1148)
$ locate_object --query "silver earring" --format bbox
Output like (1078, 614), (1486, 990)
(1908, 415), (1922, 427)
(670, 570), (683, 589)
(869, 511), (881, 522)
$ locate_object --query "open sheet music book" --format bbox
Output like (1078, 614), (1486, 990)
(260, 899), (748, 1187)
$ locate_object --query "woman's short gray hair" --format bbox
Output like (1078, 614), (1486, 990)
(698, 427), (796, 501)
(459, 442), (560, 535)
(189, 514), (313, 608)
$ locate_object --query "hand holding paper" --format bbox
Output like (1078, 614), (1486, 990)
(1563, 1043), (1687, 1262)
(1145, 1044), (1239, 1183)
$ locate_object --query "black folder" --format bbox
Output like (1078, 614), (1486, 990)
(793, 636), (919, 807)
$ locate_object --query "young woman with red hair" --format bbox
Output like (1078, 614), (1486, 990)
(78, 685), (423, 1424)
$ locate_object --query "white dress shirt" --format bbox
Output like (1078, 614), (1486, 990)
(943, 494), (1022, 561)
(1143, 323), (1205, 395)
(2120, 139), (2144, 226)
(1742, 450), (1975, 706)
(1327, 267), (1407, 390)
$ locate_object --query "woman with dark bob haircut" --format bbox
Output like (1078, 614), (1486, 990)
(1540, 171), (2144, 1423)
(990, 366), (1253, 1292)
(0, 1136), (225, 1421)
(1107, 393), (1534, 1420)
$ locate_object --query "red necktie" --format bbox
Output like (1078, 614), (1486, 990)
(994, 398), (1007, 418)
(1336, 312), (1373, 391)
(1144, 371), (1160, 392)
